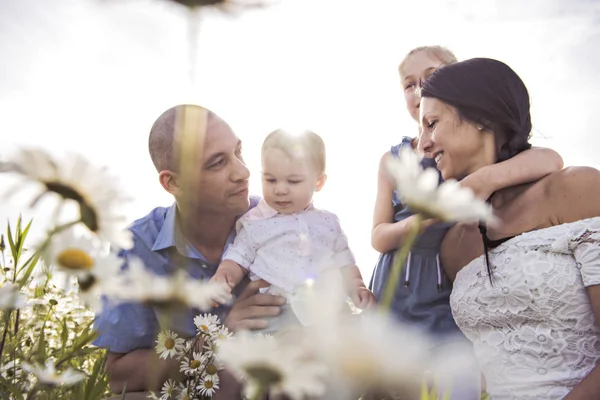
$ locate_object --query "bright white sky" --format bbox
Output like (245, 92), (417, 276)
(1, 0), (599, 278)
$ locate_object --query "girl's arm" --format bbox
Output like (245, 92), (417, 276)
(460, 147), (563, 200)
(371, 152), (429, 253)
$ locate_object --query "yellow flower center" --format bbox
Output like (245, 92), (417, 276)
(164, 338), (175, 349)
(204, 380), (214, 389)
(190, 360), (201, 369)
(200, 324), (209, 332)
(205, 364), (217, 375)
(56, 248), (94, 271)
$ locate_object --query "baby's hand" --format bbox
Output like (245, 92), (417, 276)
(353, 287), (377, 310)
(208, 275), (234, 306)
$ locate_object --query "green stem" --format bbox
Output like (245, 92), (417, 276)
(380, 214), (422, 310)
(250, 383), (267, 400)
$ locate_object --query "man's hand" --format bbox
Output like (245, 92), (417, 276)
(224, 279), (285, 332)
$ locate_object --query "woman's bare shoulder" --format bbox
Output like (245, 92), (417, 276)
(543, 166), (600, 223)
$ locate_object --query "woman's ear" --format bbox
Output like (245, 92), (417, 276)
(315, 173), (327, 192)
(158, 170), (182, 196)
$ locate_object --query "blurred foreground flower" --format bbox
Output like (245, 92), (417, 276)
(104, 258), (230, 311)
(382, 147), (495, 308)
(22, 360), (85, 387)
(1, 148), (133, 249)
(43, 231), (122, 310)
(218, 331), (327, 400)
(386, 147), (494, 223)
(0, 282), (26, 310)
(314, 312), (429, 396)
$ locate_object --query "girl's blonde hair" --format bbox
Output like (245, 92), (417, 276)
(398, 45), (458, 77)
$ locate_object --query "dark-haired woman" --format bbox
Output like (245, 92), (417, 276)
(370, 47), (563, 399)
(419, 57), (600, 400)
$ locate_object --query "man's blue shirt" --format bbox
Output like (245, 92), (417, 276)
(92, 197), (259, 353)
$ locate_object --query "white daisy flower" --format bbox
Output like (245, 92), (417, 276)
(0, 282), (26, 310)
(1, 148), (133, 249)
(22, 360), (85, 387)
(156, 330), (186, 360)
(179, 352), (205, 376)
(386, 147), (495, 223)
(197, 375), (219, 397)
(218, 331), (327, 399)
(194, 314), (219, 335)
(160, 378), (177, 400)
(201, 356), (223, 378)
(105, 257), (230, 310)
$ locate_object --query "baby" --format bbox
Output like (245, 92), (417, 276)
(211, 129), (375, 328)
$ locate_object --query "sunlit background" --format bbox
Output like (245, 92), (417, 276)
(1, 0), (599, 279)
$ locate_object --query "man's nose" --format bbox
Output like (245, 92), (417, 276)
(231, 157), (250, 182)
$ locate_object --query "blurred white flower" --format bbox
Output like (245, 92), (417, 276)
(160, 378), (177, 400)
(218, 331), (327, 399)
(105, 257), (230, 310)
(314, 312), (430, 393)
(43, 230), (123, 311)
(386, 147), (495, 223)
(156, 330), (186, 360)
(0, 282), (26, 310)
(22, 360), (85, 387)
(175, 383), (191, 400)
(1, 148), (133, 249)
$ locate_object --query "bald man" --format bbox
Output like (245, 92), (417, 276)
(93, 105), (285, 399)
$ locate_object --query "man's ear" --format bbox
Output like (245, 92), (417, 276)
(158, 170), (181, 196)
(315, 173), (327, 192)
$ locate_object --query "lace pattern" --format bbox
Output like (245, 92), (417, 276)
(450, 218), (600, 399)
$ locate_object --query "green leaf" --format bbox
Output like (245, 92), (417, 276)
(16, 253), (40, 289)
(6, 221), (18, 266)
(14, 217), (32, 262)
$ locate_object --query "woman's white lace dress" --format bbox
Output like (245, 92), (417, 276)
(450, 218), (600, 399)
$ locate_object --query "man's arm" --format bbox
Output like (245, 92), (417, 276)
(460, 147), (563, 200)
(106, 350), (180, 394)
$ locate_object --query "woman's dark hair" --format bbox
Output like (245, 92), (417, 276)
(421, 58), (533, 283)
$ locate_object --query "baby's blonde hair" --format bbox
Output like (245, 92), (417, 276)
(262, 129), (326, 175)
(398, 45), (458, 77)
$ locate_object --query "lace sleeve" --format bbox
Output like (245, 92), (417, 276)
(569, 219), (600, 287)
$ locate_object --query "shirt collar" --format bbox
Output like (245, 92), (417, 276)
(151, 203), (179, 252)
(254, 199), (315, 219)
(151, 202), (238, 262)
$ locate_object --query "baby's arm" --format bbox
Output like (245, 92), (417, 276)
(210, 220), (257, 304)
(461, 147), (563, 200)
(331, 213), (376, 309)
(341, 264), (376, 310)
(211, 260), (247, 291)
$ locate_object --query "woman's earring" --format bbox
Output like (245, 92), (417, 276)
(477, 125), (484, 131)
